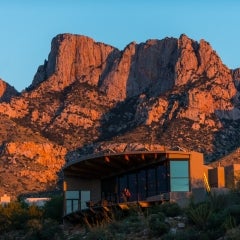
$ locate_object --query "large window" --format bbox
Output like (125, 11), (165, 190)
(147, 168), (157, 197)
(101, 177), (117, 202)
(170, 160), (189, 192)
(102, 163), (169, 202)
(156, 165), (168, 193)
(128, 173), (138, 201)
(137, 170), (147, 201)
(65, 190), (90, 214)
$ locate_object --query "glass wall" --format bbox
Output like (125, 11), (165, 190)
(137, 170), (147, 201)
(170, 160), (189, 192)
(101, 177), (117, 202)
(102, 162), (170, 203)
(128, 173), (138, 201)
(156, 165), (168, 193)
(101, 159), (190, 203)
(65, 190), (90, 214)
(147, 168), (157, 197)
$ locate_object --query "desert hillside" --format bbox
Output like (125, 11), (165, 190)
(0, 33), (240, 198)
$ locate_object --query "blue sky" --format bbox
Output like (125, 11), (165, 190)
(0, 0), (239, 91)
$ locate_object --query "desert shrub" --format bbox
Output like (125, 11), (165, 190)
(186, 202), (212, 230)
(40, 219), (64, 239)
(158, 202), (182, 217)
(112, 207), (124, 221)
(25, 219), (43, 239)
(207, 210), (228, 230)
(85, 226), (112, 240)
(147, 204), (164, 215)
(225, 227), (240, 240)
(108, 221), (125, 234)
(162, 228), (199, 240)
(0, 211), (11, 233)
(43, 195), (63, 222)
(0, 201), (29, 232)
(28, 205), (43, 219)
(205, 228), (226, 240)
(208, 193), (229, 212)
(163, 228), (222, 240)
(222, 214), (237, 231)
(25, 218), (64, 240)
(120, 215), (145, 234)
(228, 190), (240, 205)
(227, 204), (240, 222)
(148, 212), (169, 236)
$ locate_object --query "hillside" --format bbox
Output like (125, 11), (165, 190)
(0, 33), (240, 198)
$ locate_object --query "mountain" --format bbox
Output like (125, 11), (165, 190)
(0, 33), (240, 199)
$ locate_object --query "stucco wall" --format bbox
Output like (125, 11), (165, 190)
(64, 176), (101, 203)
(189, 151), (205, 189)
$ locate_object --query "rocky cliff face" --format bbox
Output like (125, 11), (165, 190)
(0, 79), (19, 102)
(0, 33), (240, 198)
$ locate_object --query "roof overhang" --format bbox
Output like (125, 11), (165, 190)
(63, 150), (192, 179)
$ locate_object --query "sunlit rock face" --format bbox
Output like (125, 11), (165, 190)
(0, 33), (240, 198)
(0, 78), (19, 102)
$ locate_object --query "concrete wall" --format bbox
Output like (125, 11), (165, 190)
(225, 164), (240, 189)
(64, 176), (101, 203)
(189, 152), (205, 189)
(208, 167), (225, 188)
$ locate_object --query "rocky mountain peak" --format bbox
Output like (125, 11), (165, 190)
(30, 33), (119, 92)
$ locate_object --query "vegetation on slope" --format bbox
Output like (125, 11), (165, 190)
(2, 191), (240, 239)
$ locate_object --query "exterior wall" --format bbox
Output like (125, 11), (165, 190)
(208, 167), (225, 188)
(64, 176), (101, 203)
(225, 164), (240, 189)
(189, 152), (205, 189)
(169, 191), (192, 207)
(233, 164), (240, 189)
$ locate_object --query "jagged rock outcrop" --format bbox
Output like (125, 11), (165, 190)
(232, 67), (240, 83)
(0, 79), (19, 102)
(0, 33), (240, 198)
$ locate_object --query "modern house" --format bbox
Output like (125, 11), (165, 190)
(63, 144), (209, 216)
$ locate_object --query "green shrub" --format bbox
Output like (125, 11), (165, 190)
(158, 202), (182, 217)
(148, 212), (169, 236)
(207, 210), (228, 230)
(208, 193), (228, 212)
(147, 204), (163, 215)
(0, 201), (29, 232)
(85, 226), (112, 240)
(40, 219), (64, 239)
(186, 203), (212, 230)
(227, 204), (240, 224)
(25, 218), (64, 240)
(108, 221), (125, 234)
(120, 215), (145, 234)
(223, 214), (237, 231)
(28, 205), (43, 219)
(43, 195), (63, 222)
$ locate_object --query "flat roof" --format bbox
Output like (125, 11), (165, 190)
(64, 150), (193, 179)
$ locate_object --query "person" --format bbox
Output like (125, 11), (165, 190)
(122, 188), (131, 202)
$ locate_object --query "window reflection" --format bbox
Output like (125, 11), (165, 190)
(101, 160), (190, 202)
(170, 160), (189, 192)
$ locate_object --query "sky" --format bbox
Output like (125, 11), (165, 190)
(0, 0), (239, 92)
